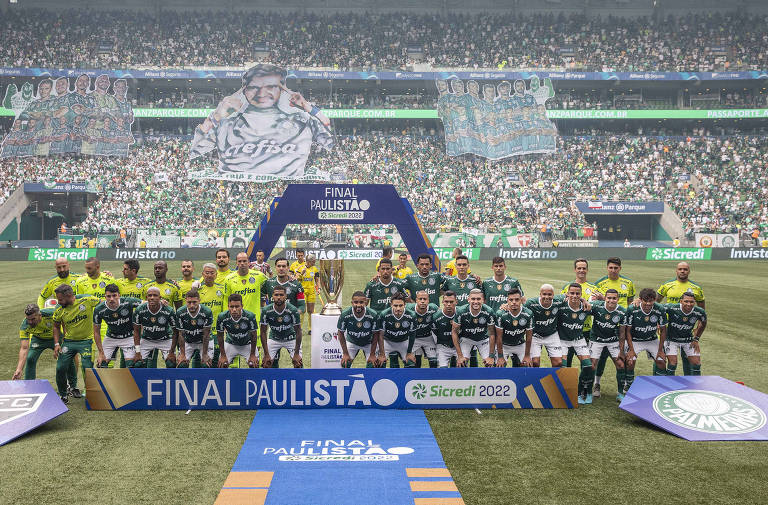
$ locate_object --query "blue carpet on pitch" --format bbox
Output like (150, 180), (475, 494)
(221, 409), (462, 505)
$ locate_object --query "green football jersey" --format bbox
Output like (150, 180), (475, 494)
(431, 309), (457, 348)
(364, 278), (406, 313)
(625, 303), (667, 342)
(176, 304), (214, 344)
(495, 307), (533, 346)
(441, 275), (479, 306)
(263, 278), (306, 311)
(53, 294), (101, 341)
(116, 277), (151, 300)
(454, 304), (495, 342)
(198, 282), (226, 334)
(665, 304), (707, 343)
(93, 297), (142, 339)
(589, 301), (626, 343)
(403, 272), (445, 306)
(560, 280), (597, 332)
(524, 295), (567, 338)
(482, 276), (524, 312)
(19, 308), (55, 340)
(260, 303), (301, 341)
(216, 309), (258, 346)
(337, 307), (379, 346)
(38, 273), (80, 308)
(557, 303), (590, 341)
(406, 303), (440, 339)
(132, 302), (177, 341)
(378, 308), (416, 344)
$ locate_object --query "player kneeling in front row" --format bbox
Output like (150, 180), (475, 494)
(14, 305), (76, 388)
(93, 284), (142, 367)
(132, 286), (178, 368)
(407, 291), (439, 368)
(663, 291), (706, 376)
(623, 288), (668, 390)
(261, 286), (303, 368)
(338, 291), (381, 368)
(495, 289), (533, 368)
(176, 289), (215, 368)
(556, 284), (594, 403)
(378, 293), (417, 367)
(452, 289), (496, 367)
(217, 293), (259, 368)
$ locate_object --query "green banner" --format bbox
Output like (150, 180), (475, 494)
(28, 248), (97, 261)
(645, 248), (712, 261)
(3, 107), (768, 119)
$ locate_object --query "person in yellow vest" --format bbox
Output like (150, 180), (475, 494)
(394, 252), (413, 279)
(290, 249), (307, 277)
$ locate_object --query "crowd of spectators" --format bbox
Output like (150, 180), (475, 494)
(0, 134), (765, 238)
(2, 10), (768, 71)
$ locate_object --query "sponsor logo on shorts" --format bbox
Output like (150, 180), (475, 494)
(653, 390), (767, 434)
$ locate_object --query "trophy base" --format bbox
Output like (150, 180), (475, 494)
(320, 303), (342, 316)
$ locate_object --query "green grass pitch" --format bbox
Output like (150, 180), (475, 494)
(1, 258), (766, 505)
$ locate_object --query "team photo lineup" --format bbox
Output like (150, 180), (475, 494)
(15, 246), (705, 407)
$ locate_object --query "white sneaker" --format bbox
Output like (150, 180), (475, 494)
(593, 383), (601, 398)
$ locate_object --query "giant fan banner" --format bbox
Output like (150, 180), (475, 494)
(188, 64), (335, 182)
(1, 75), (134, 158)
(437, 76), (557, 159)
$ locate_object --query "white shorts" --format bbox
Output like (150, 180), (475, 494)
(183, 340), (215, 360)
(437, 344), (457, 368)
(531, 332), (562, 358)
(627, 340), (660, 360)
(383, 339), (410, 360)
(560, 338), (589, 357)
(140, 338), (173, 360)
(412, 336), (437, 359)
(102, 336), (135, 361)
(590, 341), (620, 359)
(267, 339), (301, 360)
(224, 342), (254, 362)
(459, 338), (490, 360)
(346, 341), (372, 360)
(503, 343), (526, 361)
(664, 340), (700, 357)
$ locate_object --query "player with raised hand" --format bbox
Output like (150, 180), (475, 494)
(216, 293), (259, 368)
(37, 257), (80, 308)
(365, 258), (406, 313)
(431, 291), (459, 368)
(93, 284), (142, 367)
(378, 292), (417, 368)
(406, 290), (440, 368)
(523, 284), (567, 367)
(556, 283), (594, 403)
(585, 289), (627, 402)
(404, 253), (444, 306)
(623, 288), (668, 387)
(116, 259), (151, 300)
(52, 285), (101, 403)
(337, 291), (380, 368)
(663, 292), (706, 376)
(495, 289), (533, 368)
(452, 289), (496, 367)
(132, 286), (178, 369)
(593, 257), (635, 397)
(561, 258), (597, 368)
(260, 286), (303, 368)
(176, 289), (214, 368)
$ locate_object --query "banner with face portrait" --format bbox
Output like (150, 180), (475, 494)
(188, 64), (335, 182)
(0, 74), (135, 158)
(436, 76), (557, 160)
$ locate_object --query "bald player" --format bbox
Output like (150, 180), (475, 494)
(38, 258), (80, 308)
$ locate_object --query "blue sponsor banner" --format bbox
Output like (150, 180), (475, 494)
(620, 376), (768, 441)
(0, 380), (68, 446)
(216, 410), (460, 504)
(575, 200), (664, 214)
(2, 67), (768, 81)
(85, 367), (577, 410)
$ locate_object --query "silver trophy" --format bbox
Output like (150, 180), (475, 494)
(318, 259), (344, 315)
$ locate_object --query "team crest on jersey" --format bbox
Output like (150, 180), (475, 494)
(605, 314), (610, 320)
(197, 318), (203, 325)
(283, 316), (291, 323)
(512, 319), (519, 326)
(249, 277), (255, 284)
(92, 284), (97, 289)
(120, 309), (129, 316)
(158, 316), (166, 324)
(240, 322), (248, 329)
(402, 321), (409, 328)
(579, 313), (585, 321)
(191, 319), (197, 326)
(79, 304), (86, 311)
(479, 317), (486, 324)
(644, 316), (650, 322)
(242, 279), (247, 285)
(422, 279), (427, 285)
(428, 278), (435, 286)
(651, 315), (658, 323)
(497, 284), (502, 290)
(356, 322), (362, 328)
(473, 318), (478, 324)
(391, 287), (398, 293)
(468, 282), (475, 289)
(216, 290), (222, 297)
(70, 280), (77, 285)
(545, 310), (550, 316)
(621, 284), (627, 290)
(384, 288), (389, 294)
(137, 283), (143, 289)
(572, 313), (578, 319)
(460, 283), (465, 289)
(363, 321), (371, 329)
(520, 318), (527, 325)
(164, 288), (171, 295)
(504, 284), (511, 291)
(99, 282), (106, 288)
(151, 317), (156, 323)
(395, 322), (400, 328)
(286, 288), (292, 295)
(552, 308), (558, 315)
(612, 315), (621, 323)
(689, 317), (697, 324)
